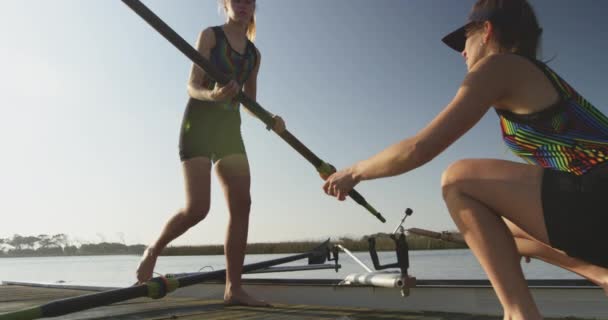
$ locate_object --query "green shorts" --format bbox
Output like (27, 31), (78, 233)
(179, 101), (246, 163)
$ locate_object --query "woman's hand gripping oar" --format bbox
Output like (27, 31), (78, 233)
(317, 162), (386, 222)
(121, 0), (386, 223)
(319, 163), (385, 223)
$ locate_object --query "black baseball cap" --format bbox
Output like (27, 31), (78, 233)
(442, 4), (518, 52)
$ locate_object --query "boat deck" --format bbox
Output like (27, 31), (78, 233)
(0, 284), (508, 320)
(1, 284), (590, 320)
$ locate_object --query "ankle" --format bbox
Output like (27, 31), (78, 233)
(145, 246), (161, 257)
(225, 283), (243, 294)
(503, 310), (542, 320)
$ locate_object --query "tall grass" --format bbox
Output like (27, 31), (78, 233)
(1, 234), (467, 257)
(161, 234), (467, 256)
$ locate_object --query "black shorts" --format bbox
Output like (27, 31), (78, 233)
(179, 101), (246, 163)
(542, 164), (608, 267)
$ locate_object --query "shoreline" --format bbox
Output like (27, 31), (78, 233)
(0, 234), (468, 258)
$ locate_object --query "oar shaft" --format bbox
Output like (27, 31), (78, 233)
(178, 242), (326, 287)
(276, 131), (384, 222)
(121, 0), (385, 223)
(0, 242), (328, 320)
(276, 130), (324, 167)
(42, 286), (148, 318)
(408, 228), (465, 244)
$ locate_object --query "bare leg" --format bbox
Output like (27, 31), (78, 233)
(136, 157), (212, 284)
(215, 154), (269, 307)
(505, 219), (608, 295)
(442, 159), (549, 319)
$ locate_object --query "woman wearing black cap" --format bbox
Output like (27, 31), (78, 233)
(323, 0), (608, 318)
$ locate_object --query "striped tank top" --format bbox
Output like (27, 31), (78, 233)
(200, 26), (258, 112)
(495, 58), (608, 176)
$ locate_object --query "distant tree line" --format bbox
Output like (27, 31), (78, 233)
(1, 232), (467, 258)
(162, 233), (467, 256)
(0, 234), (145, 257)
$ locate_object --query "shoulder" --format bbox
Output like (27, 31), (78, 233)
(197, 27), (218, 49)
(250, 44), (261, 68)
(463, 54), (532, 93)
(247, 39), (260, 57)
(254, 46), (261, 61)
(469, 53), (521, 75)
(455, 54), (528, 106)
(469, 54), (539, 83)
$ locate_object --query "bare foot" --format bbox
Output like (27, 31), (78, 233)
(224, 288), (271, 307)
(136, 247), (158, 284)
(575, 272), (608, 296)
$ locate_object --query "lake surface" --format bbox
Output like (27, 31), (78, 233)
(0, 249), (581, 287)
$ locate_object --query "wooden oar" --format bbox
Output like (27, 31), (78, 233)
(408, 228), (535, 262)
(0, 241), (330, 320)
(120, 0), (385, 223)
(407, 228), (465, 244)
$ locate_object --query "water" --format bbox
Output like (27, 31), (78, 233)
(0, 249), (581, 288)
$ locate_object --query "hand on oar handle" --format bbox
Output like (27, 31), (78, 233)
(318, 163), (336, 180)
(317, 162), (384, 222)
(209, 80), (240, 102)
(323, 166), (360, 201)
(271, 114), (286, 133)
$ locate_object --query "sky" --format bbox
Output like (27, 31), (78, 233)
(0, 0), (607, 247)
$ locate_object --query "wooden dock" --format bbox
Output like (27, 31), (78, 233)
(0, 284), (588, 320)
(1, 284), (498, 320)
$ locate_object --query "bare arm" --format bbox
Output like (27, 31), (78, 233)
(350, 55), (510, 181)
(242, 48), (286, 132)
(187, 28), (216, 101)
(242, 47), (261, 118)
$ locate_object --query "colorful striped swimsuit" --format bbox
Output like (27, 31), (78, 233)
(495, 58), (608, 176)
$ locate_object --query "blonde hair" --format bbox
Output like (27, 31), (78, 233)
(247, 15), (256, 42)
(220, 0), (257, 42)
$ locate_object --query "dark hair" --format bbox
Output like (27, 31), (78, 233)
(471, 0), (543, 58)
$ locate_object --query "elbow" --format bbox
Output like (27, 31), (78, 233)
(187, 82), (207, 100)
(406, 137), (436, 168)
(186, 84), (197, 99)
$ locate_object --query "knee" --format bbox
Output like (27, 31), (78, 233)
(183, 203), (210, 224)
(228, 192), (252, 216)
(441, 160), (473, 199)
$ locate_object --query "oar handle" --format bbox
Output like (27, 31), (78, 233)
(317, 162), (385, 223)
(347, 190), (385, 223)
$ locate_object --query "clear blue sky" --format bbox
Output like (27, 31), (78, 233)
(1, 0), (607, 246)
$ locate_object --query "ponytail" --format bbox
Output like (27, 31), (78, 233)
(246, 15), (256, 42)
